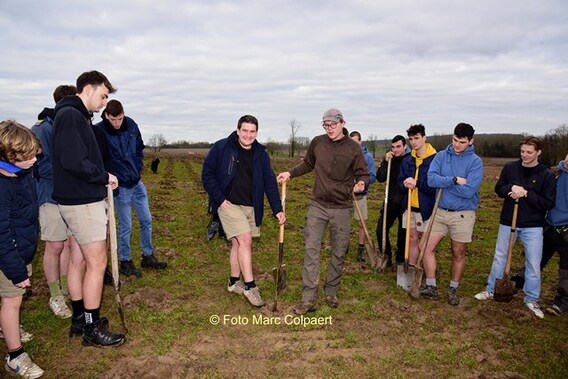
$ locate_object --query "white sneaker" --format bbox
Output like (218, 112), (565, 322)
(526, 302), (544, 319)
(243, 287), (266, 308)
(49, 295), (72, 318)
(5, 352), (44, 378)
(474, 290), (494, 300)
(0, 326), (33, 343)
(227, 280), (245, 294)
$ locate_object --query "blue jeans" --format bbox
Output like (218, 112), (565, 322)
(115, 181), (153, 261)
(486, 224), (543, 303)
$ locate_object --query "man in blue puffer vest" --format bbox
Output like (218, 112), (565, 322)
(96, 100), (167, 278)
(202, 115), (285, 308)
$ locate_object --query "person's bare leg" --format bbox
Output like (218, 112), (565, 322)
(229, 238), (241, 278)
(43, 240), (64, 290)
(423, 232), (445, 279)
(79, 240), (107, 309)
(408, 228), (420, 265)
(67, 237), (85, 302)
(235, 232), (253, 282)
(451, 240), (467, 282)
(0, 296), (22, 350)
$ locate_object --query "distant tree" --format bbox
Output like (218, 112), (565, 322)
(288, 119), (301, 157)
(147, 134), (167, 152)
(542, 124), (568, 166)
(367, 133), (378, 158)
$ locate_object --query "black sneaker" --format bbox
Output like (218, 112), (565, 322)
(356, 246), (366, 262)
(419, 284), (439, 300)
(141, 254), (167, 269)
(69, 314), (85, 337)
(120, 260), (142, 277)
(82, 318), (125, 347)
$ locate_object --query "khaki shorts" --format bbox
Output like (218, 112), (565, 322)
(218, 204), (259, 239)
(353, 195), (368, 221)
(431, 209), (476, 243)
(402, 210), (429, 233)
(58, 200), (108, 245)
(0, 264), (31, 298)
(39, 203), (70, 241)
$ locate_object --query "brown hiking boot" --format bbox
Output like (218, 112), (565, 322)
(325, 295), (339, 308)
(292, 301), (317, 315)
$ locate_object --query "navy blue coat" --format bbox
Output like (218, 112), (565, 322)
(397, 153), (437, 221)
(0, 166), (39, 284)
(202, 131), (282, 226)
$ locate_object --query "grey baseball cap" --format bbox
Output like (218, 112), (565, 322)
(322, 108), (344, 122)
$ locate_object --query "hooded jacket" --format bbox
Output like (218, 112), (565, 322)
(398, 143), (437, 221)
(288, 134), (370, 209)
(0, 163), (38, 285)
(31, 107), (57, 205)
(95, 116), (144, 188)
(495, 159), (556, 227)
(427, 143), (483, 211)
(51, 95), (108, 205)
(202, 131), (282, 226)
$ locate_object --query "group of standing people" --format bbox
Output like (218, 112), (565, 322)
(0, 70), (167, 378)
(202, 108), (567, 323)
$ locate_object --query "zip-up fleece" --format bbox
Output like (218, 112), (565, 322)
(288, 134), (370, 209)
(547, 160), (568, 226)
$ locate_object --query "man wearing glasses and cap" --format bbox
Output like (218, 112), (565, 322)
(277, 109), (369, 315)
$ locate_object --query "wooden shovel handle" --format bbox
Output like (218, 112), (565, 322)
(404, 188), (412, 261)
(504, 199), (519, 275)
(279, 181), (286, 244)
(381, 158), (392, 253)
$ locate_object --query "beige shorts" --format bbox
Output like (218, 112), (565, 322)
(353, 195), (368, 221)
(0, 264), (32, 298)
(431, 209), (476, 243)
(39, 203), (70, 241)
(402, 210), (429, 233)
(218, 204), (260, 239)
(58, 200), (108, 245)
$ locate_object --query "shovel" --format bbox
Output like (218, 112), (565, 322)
(107, 185), (128, 333)
(494, 199), (519, 303)
(409, 189), (442, 299)
(397, 188), (414, 290)
(352, 192), (380, 271)
(378, 158), (392, 272)
(272, 181), (288, 311)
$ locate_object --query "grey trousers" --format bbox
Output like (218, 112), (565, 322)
(301, 201), (352, 302)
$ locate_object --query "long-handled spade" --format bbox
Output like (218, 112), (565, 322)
(352, 192), (379, 271)
(378, 159), (392, 272)
(107, 185), (128, 332)
(397, 188), (414, 290)
(410, 188), (442, 299)
(494, 199), (519, 303)
(272, 181), (288, 312)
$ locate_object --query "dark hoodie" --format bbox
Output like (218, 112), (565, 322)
(51, 95), (108, 205)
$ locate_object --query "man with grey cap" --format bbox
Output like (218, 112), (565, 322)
(277, 108), (369, 315)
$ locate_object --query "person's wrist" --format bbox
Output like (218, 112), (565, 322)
(453, 176), (458, 184)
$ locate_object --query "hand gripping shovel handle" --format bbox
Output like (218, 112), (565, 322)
(107, 185), (128, 333)
(352, 192), (379, 269)
(409, 188), (442, 299)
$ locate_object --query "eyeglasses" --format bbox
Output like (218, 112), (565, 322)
(322, 121), (339, 130)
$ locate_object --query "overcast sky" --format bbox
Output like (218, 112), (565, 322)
(1, 0), (567, 144)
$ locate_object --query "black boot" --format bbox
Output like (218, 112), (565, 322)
(141, 254), (167, 269)
(82, 318), (125, 347)
(120, 260), (142, 277)
(69, 314), (85, 337)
